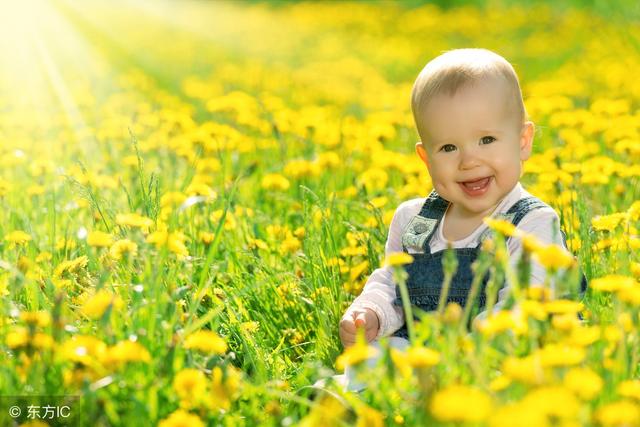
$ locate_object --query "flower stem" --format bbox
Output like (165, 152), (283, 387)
(394, 268), (416, 343)
(438, 244), (458, 315)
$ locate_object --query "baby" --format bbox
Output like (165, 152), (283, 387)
(337, 48), (575, 387)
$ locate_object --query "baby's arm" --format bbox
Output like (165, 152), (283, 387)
(475, 207), (566, 320)
(345, 200), (421, 338)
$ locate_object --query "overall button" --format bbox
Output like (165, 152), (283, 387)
(413, 223), (428, 234)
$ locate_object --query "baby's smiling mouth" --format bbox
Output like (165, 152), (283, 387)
(458, 176), (493, 194)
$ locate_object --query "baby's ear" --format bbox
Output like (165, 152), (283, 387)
(519, 121), (535, 160)
(415, 141), (429, 167)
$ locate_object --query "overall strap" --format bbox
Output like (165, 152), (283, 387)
(505, 196), (572, 252)
(401, 190), (449, 253)
(477, 196), (549, 245)
(503, 197), (549, 227)
(417, 190), (450, 220)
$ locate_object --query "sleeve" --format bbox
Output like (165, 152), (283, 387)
(474, 207), (566, 322)
(346, 200), (418, 338)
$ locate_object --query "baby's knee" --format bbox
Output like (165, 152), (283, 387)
(386, 336), (410, 351)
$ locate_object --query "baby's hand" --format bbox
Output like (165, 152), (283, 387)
(339, 308), (380, 348)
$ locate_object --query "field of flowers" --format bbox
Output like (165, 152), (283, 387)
(1, 0), (640, 425)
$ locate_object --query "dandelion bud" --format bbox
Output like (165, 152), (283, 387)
(481, 238), (495, 252)
(443, 302), (462, 324)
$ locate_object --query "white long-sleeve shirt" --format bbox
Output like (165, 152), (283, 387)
(348, 182), (566, 338)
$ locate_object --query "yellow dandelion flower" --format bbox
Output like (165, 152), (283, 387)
(32, 333), (54, 349)
(590, 275), (636, 292)
(5, 230), (31, 246)
(173, 368), (207, 403)
(533, 244), (575, 271)
(537, 344), (585, 367)
(551, 313), (581, 331)
(6, 327), (29, 349)
(160, 191), (187, 208)
(298, 392), (348, 426)
(564, 367), (603, 400)
(27, 185), (45, 196)
(592, 212), (628, 231)
(158, 409), (205, 427)
(341, 246), (367, 257)
(184, 330), (227, 354)
(349, 260), (370, 282)
(20, 311), (51, 327)
(185, 181), (216, 198)
(247, 238), (268, 250)
(369, 196), (388, 209)
(86, 231), (114, 247)
(618, 381), (640, 400)
(279, 234), (301, 254)
(430, 385), (492, 422)
(595, 400), (640, 427)
(389, 349), (412, 378)
(341, 186), (359, 199)
(543, 300), (583, 314)
(55, 237), (76, 251)
(521, 386), (581, 419)
(102, 340), (151, 366)
(484, 218), (518, 237)
(316, 151), (341, 169)
(355, 404), (384, 427)
(147, 231), (189, 258)
(357, 168), (388, 192)
(261, 173), (290, 191)
(210, 209), (237, 231)
(526, 286), (552, 301)
(604, 325), (623, 343)
(405, 346), (440, 368)
(53, 255), (89, 279)
(116, 213), (153, 231)
(384, 252), (414, 267)
(35, 251), (52, 263)
(490, 401), (546, 427)
(81, 290), (123, 319)
(283, 159), (320, 179)
(488, 376), (511, 392)
(502, 355), (546, 385)
(60, 335), (107, 364)
(0, 179), (10, 197)
(335, 341), (379, 371)
(240, 321), (259, 333)
(196, 157), (222, 174)
(521, 234), (544, 253)
(521, 299), (548, 321)
(477, 310), (528, 336)
(629, 201), (640, 221)
(109, 239), (138, 260)
(199, 231), (215, 245)
(618, 286), (640, 305)
(293, 226), (305, 239)
(443, 302), (462, 324)
(0, 275), (7, 298)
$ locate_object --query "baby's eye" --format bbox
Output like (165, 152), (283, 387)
(480, 136), (496, 145)
(440, 144), (457, 153)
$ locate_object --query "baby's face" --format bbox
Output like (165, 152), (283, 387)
(416, 77), (534, 220)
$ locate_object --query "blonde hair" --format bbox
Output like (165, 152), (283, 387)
(411, 48), (526, 139)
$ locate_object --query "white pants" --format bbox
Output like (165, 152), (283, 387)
(342, 336), (410, 392)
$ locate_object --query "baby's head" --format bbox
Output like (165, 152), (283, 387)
(411, 48), (535, 219)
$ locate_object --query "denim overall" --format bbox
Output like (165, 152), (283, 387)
(392, 191), (579, 339)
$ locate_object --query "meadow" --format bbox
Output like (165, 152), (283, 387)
(0, 0), (640, 425)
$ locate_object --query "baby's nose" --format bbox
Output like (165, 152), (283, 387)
(459, 148), (481, 169)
